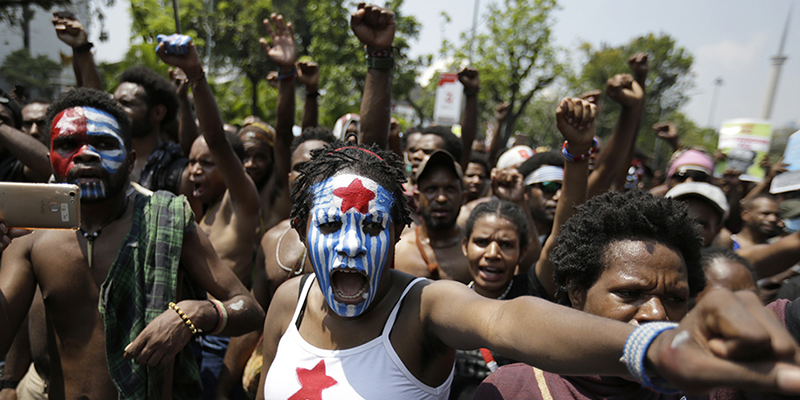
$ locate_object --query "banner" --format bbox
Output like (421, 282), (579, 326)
(433, 73), (463, 125)
(715, 119), (772, 181)
(771, 129), (800, 194)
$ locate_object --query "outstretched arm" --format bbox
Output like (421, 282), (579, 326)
(297, 61), (320, 131)
(156, 34), (260, 219)
(458, 67), (479, 169)
(424, 280), (800, 395)
(169, 67), (200, 156)
(587, 72), (644, 197)
(536, 97), (596, 300)
(52, 12), (103, 91)
(486, 103), (509, 167)
(353, 3), (396, 148)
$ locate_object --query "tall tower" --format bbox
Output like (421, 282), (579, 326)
(760, 6), (792, 120)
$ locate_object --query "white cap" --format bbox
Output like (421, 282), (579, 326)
(666, 182), (729, 222)
(497, 146), (534, 170)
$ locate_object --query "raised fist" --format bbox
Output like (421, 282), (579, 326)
(351, 3), (396, 50)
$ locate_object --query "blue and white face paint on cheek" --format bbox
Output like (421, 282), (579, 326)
(307, 173), (394, 317)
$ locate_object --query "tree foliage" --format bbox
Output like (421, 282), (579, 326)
(119, 0), (419, 127)
(445, 0), (564, 144)
(574, 33), (701, 169)
(0, 48), (62, 99)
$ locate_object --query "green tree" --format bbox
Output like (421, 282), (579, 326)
(122, 0), (420, 127)
(446, 0), (564, 144)
(574, 34), (698, 169)
(0, 48), (62, 99)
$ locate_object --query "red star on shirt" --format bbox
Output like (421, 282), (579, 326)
(289, 360), (337, 400)
(333, 178), (375, 214)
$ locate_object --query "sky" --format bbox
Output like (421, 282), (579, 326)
(93, 0), (798, 130)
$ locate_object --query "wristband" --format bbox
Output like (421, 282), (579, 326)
(0, 379), (19, 389)
(561, 138), (598, 162)
(187, 69), (206, 87)
(365, 47), (393, 58)
(208, 299), (228, 335)
(464, 87), (480, 96)
(73, 42), (94, 54)
(306, 90), (320, 98)
(620, 322), (680, 394)
(278, 68), (297, 81)
(367, 56), (394, 69)
(168, 301), (201, 335)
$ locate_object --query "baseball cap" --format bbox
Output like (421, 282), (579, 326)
(414, 149), (463, 183)
(497, 145), (534, 170)
(666, 182), (729, 222)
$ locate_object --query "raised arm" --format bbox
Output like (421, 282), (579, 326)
(486, 103), (510, 167)
(169, 67), (200, 156)
(352, 3), (396, 148)
(742, 156), (787, 204)
(262, 14), (297, 194)
(297, 61), (320, 131)
(0, 122), (51, 182)
(535, 97), (596, 299)
(490, 167), (540, 273)
(587, 72), (644, 197)
(458, 67), (479, 169)
(156, 34), (260, 218)
(52, 12), (104, 91)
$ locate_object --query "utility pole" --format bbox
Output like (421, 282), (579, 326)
(707, 77), (723, 128)
(759, 6), (791, 120)
(469, 0), (479, 62)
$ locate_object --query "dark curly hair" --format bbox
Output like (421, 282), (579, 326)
(46, 87), (132, 151)
(290, 141), (411, 235)
(467, 153), (491, 179)
(291, 126), (336, 155)
(551, 189), (705, 303)
(118, 66), (179, 128)
(418, 125), (463, 163)
(465, 199), (529, 250)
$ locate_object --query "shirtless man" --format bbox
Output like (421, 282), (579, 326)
(155, 34), (262, 287)
(396, 150), (471, 283)
(0, 87), (263, 399)
(0, 94), (51, 183)
(717, 194), (780, 250)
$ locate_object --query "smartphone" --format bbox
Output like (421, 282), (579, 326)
(0, 182), (81, 230)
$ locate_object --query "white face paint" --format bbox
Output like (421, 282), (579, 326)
(229, 300), (244, 311)
(307, 173), (394, 317)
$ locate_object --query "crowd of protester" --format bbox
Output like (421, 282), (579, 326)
(2, 3), (800, 400)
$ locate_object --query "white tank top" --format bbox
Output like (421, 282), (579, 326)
(263, 275), (453, 399)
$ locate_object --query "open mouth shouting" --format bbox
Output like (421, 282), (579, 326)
(331, 268), (370, 304)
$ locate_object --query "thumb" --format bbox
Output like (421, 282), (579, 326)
(8, 229), (33, 239)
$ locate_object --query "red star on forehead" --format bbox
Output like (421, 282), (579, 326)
(333, 178), (375, 214)
(289, 360), (337, 400)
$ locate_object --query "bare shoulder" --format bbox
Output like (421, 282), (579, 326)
(261, 219), (292, 248)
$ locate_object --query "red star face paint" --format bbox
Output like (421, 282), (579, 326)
(50, 106), (126, 200)
(307, 173), (394, 317)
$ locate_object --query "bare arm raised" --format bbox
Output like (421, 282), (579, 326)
(0, 122), (51, 182)
(458, 67), (479, 169)
(156, 34), (260, 219)
(52, 12), (104, 91)
(353, 3), (395, 148)
(297, 61), (320, 131)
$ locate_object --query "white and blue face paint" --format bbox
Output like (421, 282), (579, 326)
(307, 173), (394, 317)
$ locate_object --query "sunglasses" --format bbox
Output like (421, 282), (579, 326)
(530, 181), (562, 194)
(671, 170), (710, 183)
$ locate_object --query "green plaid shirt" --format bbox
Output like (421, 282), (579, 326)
(99, 191), (204, 399)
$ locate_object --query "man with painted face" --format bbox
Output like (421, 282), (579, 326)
(0, 87), (263, 399)
(395, 150), (471, 283)
(255, 129), (800, 399)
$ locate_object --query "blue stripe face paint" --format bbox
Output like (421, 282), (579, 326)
(307, 173), (394, 317)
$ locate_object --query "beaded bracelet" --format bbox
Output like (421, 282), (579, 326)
(208, 299), (229, 335)
(561, 138), (598, 162)
(278, 68), (297, 81)
(365, 47), (393, 58)
(168, 301), (201, 335)
(620, 321), (680, 394)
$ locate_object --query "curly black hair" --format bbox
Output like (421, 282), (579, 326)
(418, 125), (463, 163)
(468, 153), (491, 179)
(290, 141), (412, 234)
(551, 189), (705, 302)
(46, 87), (132, 151)
(118, 66), (179, 128)
(291, 126), (336, 155)
(465, 199), (529, 250)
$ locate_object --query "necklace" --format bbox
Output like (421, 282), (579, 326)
(276, 224), (306, 276)
(79, 197), (129, 268)
(468, 279), (514, 300)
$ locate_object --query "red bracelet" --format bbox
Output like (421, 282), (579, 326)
(561, 138), (598, 162)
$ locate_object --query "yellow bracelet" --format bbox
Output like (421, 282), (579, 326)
(168, 301), (201, 335)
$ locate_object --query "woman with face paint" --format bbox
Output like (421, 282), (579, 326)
(256, 100), (800, 399)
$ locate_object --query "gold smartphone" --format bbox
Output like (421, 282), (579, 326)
(0, 183), (81, 230)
